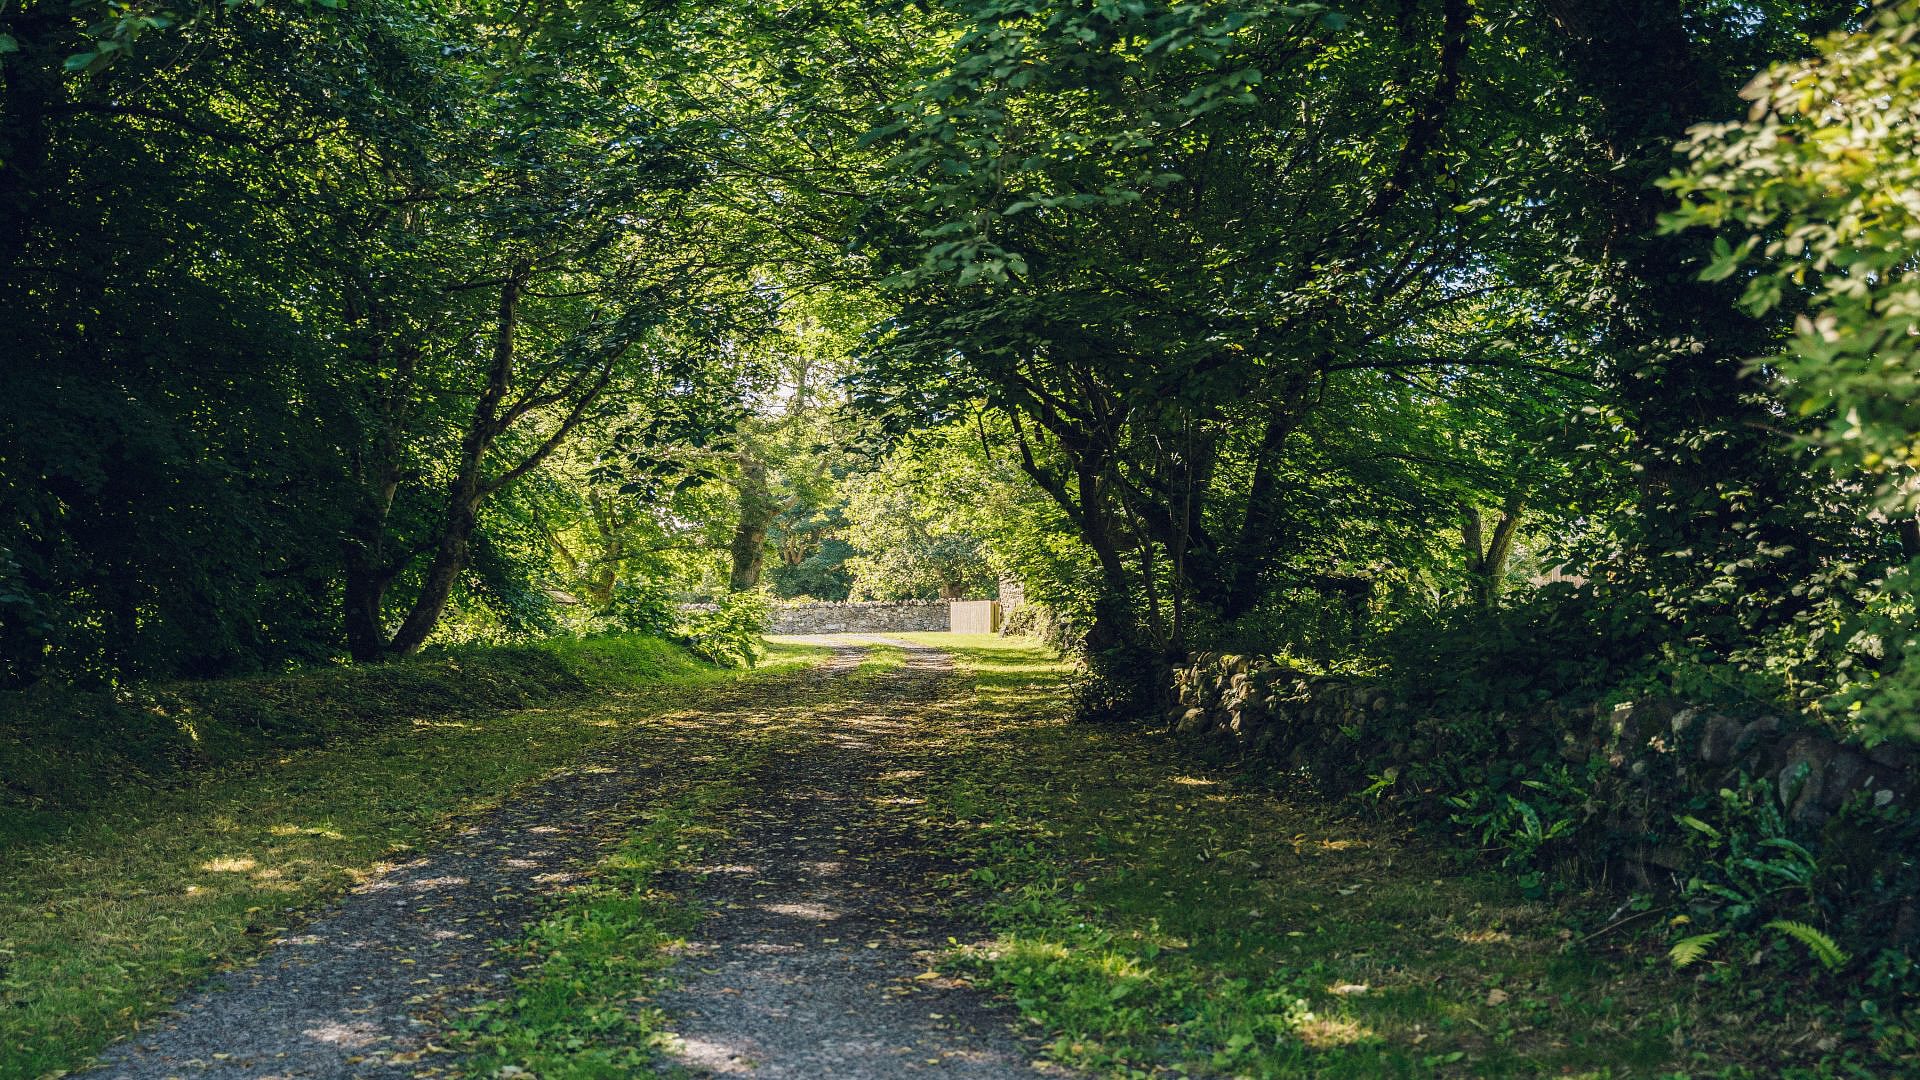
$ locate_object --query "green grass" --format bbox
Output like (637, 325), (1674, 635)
(453, 782), (740, 1079)
(0, 634), (718, 845)
(854, 642), (908, 675)
(12, 631), (1873, 1080)
(893, 633), (1856, 1079)
(0, 635), (827, 1080)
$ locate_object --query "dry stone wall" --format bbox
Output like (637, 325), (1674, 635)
(1170, 652), (1920, 944)
(765, 600), (949, 635)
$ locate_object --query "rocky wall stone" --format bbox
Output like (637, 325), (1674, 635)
(1164, 650), (1919, 944)
(765, 600), (951, 634)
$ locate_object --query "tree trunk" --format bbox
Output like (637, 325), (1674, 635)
(727, 456), (777, 592)
(342, 540), (393, 663)
(384, 277), (521, 656)
(1462, 498), (1523, 609)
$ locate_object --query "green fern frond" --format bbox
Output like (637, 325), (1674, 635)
(1668, 932), (1724, 969)
(1764, 920), (1849, 971)
(1675, 814), (1721, 842)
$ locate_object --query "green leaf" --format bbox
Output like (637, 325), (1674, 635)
(1675, 814), (1721, 841)
(1763, 920), (1848, 971)
(1668, 932), (1724, 969)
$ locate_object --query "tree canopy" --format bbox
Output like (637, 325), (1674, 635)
(5, 0), (1917, 743)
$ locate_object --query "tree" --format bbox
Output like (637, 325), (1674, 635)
(842, 452), (995, 600)
(1661, 1), (1920, 739)
(856, 0), (1592, 706)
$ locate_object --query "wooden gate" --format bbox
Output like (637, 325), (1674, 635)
(948, 599), (1001, 634)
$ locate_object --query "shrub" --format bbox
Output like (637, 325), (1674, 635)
(675, 590), (771, 668)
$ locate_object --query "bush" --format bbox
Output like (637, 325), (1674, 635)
(675, 590), (771, 668)
(606, 578), (679, 636)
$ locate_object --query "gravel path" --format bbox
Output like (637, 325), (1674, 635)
(651, 638), (1060, 1079)
(80, 637), (1058, 1080)
(77, 682), (724, 1080)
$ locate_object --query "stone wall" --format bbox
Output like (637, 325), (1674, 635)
(1170, 652), (1920, 943)
(765, 600), (950, 635)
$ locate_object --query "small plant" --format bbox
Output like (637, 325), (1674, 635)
(1666, 780), (1852, 976)
(1443, 761), (1586, 891)
(1668, 931), (1725, 969)
(1765, 920), (1849, 972)
(1675, 781), (1821, 926)
(676, 590), (771, 668)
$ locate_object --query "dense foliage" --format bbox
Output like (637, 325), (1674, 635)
(12, 0), (1908, 723)
(7, 0), (1920, 1068)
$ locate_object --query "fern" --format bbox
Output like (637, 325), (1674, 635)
(1675, 814), (1721, 842)
(1668, 932), (1724, 969)
(1764, 920), (1849, 972)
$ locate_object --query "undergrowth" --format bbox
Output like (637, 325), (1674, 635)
(901, 633), (1894, 1078)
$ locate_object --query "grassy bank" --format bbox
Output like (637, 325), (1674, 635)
(898, 633), (1868, 1078)
(0, 635), (826, 1080)
(0, 635), (726, 845)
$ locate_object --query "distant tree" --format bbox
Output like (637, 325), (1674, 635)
(843, 453), (996, 601)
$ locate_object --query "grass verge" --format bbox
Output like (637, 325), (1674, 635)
(0, 635), (723, 844)
(896, 633), (1864, 1079)
(0, 636), (825, 1080)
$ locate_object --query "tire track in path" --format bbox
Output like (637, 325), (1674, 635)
(80, 638), (1060, 1079)
(650, 637), (1063, 1079)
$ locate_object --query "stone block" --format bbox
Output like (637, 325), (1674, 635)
(1698, 714), (1743, 765)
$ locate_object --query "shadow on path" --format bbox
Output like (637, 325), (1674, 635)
(80, 638), (1059, 1079)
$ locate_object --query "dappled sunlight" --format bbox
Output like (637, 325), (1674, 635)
(1293, 1014), (1375, 1049)
(667, 1033), (758, 1075)
(200, 856), (257, 873)
(758, 900), (843, 921)
(300, 1020), (382, 1048)
(691, 862), (759, 875)
(268, 824), (347, 840)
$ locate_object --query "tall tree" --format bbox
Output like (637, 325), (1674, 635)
(856, 0), (1587, 704)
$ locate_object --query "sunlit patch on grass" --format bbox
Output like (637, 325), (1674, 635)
(0, 637), (836, 1080)
(910, 633), (1711, 1078)
(1294, 1014), (1373, 1048)
(267, 824), (347, 840)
